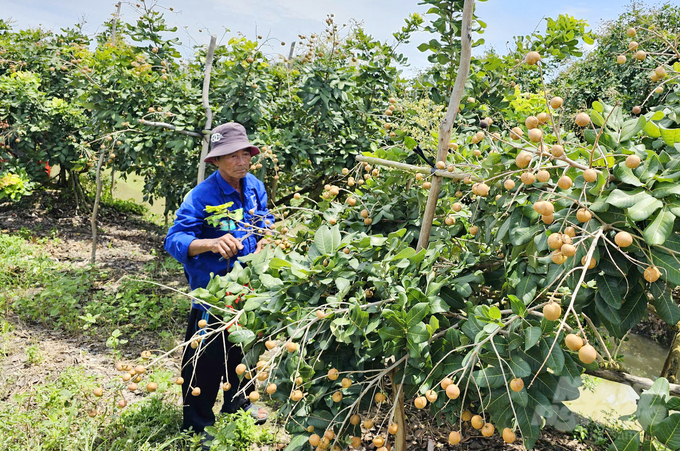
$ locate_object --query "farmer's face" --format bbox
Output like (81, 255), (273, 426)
(216, 149), (252, 180)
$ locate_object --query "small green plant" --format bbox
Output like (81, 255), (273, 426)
(105, 329), (128, 359)
(25, 343), (43, 365)
(0, 170), (35, 202)
(204, 410), (274, 451)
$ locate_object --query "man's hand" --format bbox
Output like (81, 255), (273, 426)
(254, 237), (272, 255)
(210, 234), (244, 259)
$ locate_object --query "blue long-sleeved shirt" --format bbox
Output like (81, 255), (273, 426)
(164, 171), (274, 310)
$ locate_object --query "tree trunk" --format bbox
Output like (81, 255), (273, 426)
(91, 149), (106, 264)
(662, 323), (680, 383)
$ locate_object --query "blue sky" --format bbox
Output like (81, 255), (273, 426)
(3, 0), (640, 72)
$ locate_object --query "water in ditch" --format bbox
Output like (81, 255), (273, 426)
(564, 333), (669, 424)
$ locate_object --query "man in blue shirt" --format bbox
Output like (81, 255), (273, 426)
(164, 122), (274, 436)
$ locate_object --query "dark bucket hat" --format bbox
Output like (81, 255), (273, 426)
(204, 122), (260, 164)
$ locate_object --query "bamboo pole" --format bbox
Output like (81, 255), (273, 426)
(356, 155), (480, 182)
(91, 147), (107, 264)
(287, 41), (296, 70)
(197, 35), (218, 184)
(416, 0), (475, 252)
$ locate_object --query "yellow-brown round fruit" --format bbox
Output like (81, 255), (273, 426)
(94, 387), (104, 397)
(425, 389), (438, 402)
(265, 340), (276, 350)
(616, 54), (627, 64)
(528, 128), (543, 143)
(536, 170), (551, 183)
(373, 436), (385, 448)
(327, 368), (339, 381)
(551, 144), (564, 158)
(135, 365), (146, 374)
(548, 234), (564, 250)
(223, 382), (232, 391)
(350, 414), (361, 426)
(482, 423), (495, 437)
(614, 231), (633, 248)
(118, 399), (127, 408)
(351, 436), (362, 448)
(436, 160), (446, 170)
(332, 391), (343, 403)
(550, 96), (564, 109)
(575, 113), (591, 127)
(341, 377), (352, 389)
(635, 50), (646, 61)
(503, 428), (516, 443)
(577, 208), (592, 223)
(520, 171), (536, 185)
(347, 197), (357, 206)
(633, 105), (642, 115)
(374, 392), (386, 403)
(446, 383), (460, 400)
(516, 151), (532, 168)
(476, 183), (490, 197)
(629, 40), (639, 50)
(422, 181), (432, 190)
(88, 408), (98, 417)
(266, 383), (277, 394)
(581, 255), (597, 269)
(583, 168), (597, 183)
(363, 419), (374, 429)
(510, 378), (524, 392)
(290, 390), (304, 401)
(235, 363), (247, 375)
(364, 218), (373, 226)
(579, 344), (597, 364)
(565, 334), (584, 351)
(627, 27), (637, 37)
(286, 342), (299, 353)
(440, 377), (453, 390)
(309, 434), (321, 447)
(551, 249), (566, 262)
(249, 391), (260, 402)
(471, 415), (484, 430)
(448, 431), (461, 445)
(147, 382), (157, 392)
(414, 396), (427, 409)
(175, 377), (184, 385)
(565, 226), (576, 238)
(475, 131), (485, 142)
(543, 302), (562, 321)
(462, 410), (473, 422)
(469, 226), (479, 236)
(445, 215), (456, 226)
(626, 154), (641, 169)
(192, 387), (201, 396)
(388, 423), (399, 435)
(558, 176), (572, 190)
(511, 127), (524, 140)
(537, 112), (550, 124)
(525, 116), (539, 129)
(504, 179), (516, 190)
(644, 266), (661, 283)
(198, 319), (208, 328)
(525, 51), (541, 65)
(561, 244), (576, 257)
(453, 202), (462, 212)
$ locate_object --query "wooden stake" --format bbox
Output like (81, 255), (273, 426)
(197, 35), (218, 184)
(287, 41), (296, 70)
(91, 148), (107, 264)
(416, 0), (475, 252)
(109, 2), (122, 200)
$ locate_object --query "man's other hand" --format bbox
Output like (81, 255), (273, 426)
(211, 234), (244, 259)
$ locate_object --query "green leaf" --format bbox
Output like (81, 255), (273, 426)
(473, 366), (505, 388)
(314, 225), (342, 255)
(227, 329), (255, 345)
(660, 127), (680, 147)
(515, 275), (537, 304)
(607, 430), (641, 451)
(406, 303), (430, 329)
(651, 237), (680, 285)
(637, 378), (669, 431)
(606, 188), (650, 208)
(596, 275), (622, 309)
(390, 247), (416, 261)
(614, 164), (644, 187)
(406, 322), (430, 344)
(524, 327), (542, 351)
(644, 209), (676, 246)
(654, 414), (680, 449)
(284, 435), (309, 451)
(627, 196), (663, 221)
(508, 356), (532, 378)
(651, 282), (680, 325)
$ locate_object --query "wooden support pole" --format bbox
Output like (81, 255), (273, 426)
(91, 147), (107, 265)
(197, 35), (218, 184)
(109, 2), (122, 200)
(416, 0), (475, 252)
(287, 41), (296, 70)
(356, 155), (480, 182)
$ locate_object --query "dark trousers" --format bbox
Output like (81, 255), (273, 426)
(181, 307), (253, 433)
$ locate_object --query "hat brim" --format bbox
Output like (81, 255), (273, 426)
(204, 141), (260, 164)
